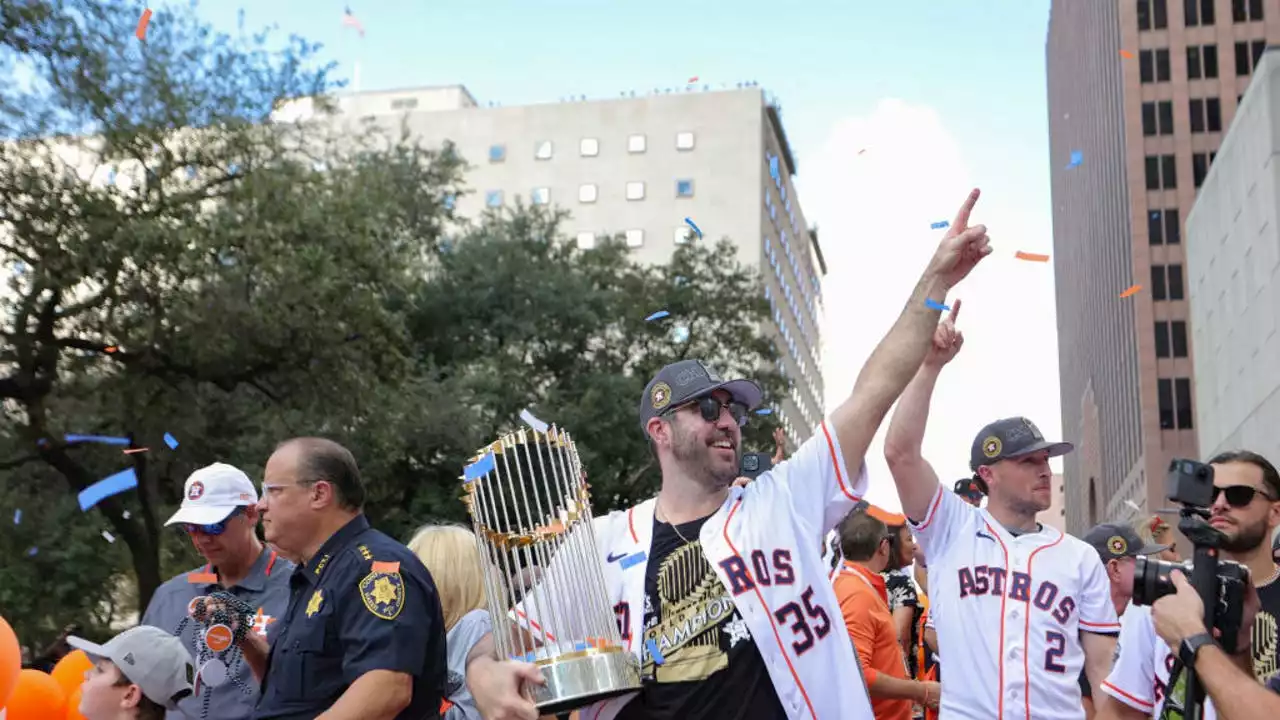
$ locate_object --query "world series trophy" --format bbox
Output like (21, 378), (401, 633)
(461, 425), (641, 714)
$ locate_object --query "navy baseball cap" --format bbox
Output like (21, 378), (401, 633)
(1083, 523), (1169, 561)
(638, 360), (762, 434)
(954, 478), (986, 500)
(970, 417), (1074, 471)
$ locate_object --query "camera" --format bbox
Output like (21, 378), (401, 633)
(1132, 555), (1249, 651)
(739, 452), (772, 480)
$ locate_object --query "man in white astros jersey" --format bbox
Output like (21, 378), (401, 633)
(464, 191), (994, 720)
(882, 303), (1119, 720)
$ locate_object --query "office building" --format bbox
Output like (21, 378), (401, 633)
(1046, 0), (1277, 534)
(1038, 473), (1068, 533)
(1185, 48), (1280, 467)
(277, 85), (827, 443)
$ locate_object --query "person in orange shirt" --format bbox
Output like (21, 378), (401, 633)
(833, 505), (941, 719)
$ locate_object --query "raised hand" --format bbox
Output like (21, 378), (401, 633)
(771, 427), (787, 464)
(930, 189), (992, 290)
(924, 299), (963, 368)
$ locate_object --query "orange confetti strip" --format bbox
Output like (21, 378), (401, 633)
(122, 447), (149, 454)
(371, 561), (400, 574)
(135, 8), (152, 41)
(1119, 50), (1134, 59)
(1015, 251), (1051, 263)
(104, 346), (118, 353)
(1119, 284), (1142, 298)
(687, 76), (699, 83)
(187, 572), (218, 584)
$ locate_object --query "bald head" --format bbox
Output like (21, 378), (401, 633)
(275, 437), (365, 511)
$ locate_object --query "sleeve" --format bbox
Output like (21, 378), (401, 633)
(763, 419), (869, 536)
(834, 577), (880, 687)
(885, 571), (918, 611)
(1099, 605), (1158, 714)
(1076, 551), (1121, 634)
(907, 485), (974, 561)
(338, 559), (438, 680)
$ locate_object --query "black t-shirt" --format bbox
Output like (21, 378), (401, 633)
(1252, 573), (1280, 687)
(615, 516), (785, 720)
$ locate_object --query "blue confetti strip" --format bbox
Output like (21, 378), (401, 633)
(684, 218), (703, 239)
(78, 468), (139, 511)
(645, 310), (671, 322)
(930, 220), (949, 230)
(65, 434), (131, 446)
(754, 408), (773, 416)
(574, 641), (589, 651)
(620, 551), (647, 570)
(646, 638), (666, 665)
(463, 453), (496, 482)
(163, 432), (179, 449)
(1066, 150), (1083, 169)
(12, 509), (20, 525)
(26, 547), (37, 557)
(925, 298), (951, 312)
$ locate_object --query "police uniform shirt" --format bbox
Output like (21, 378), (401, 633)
(141, 547), (294, 720)
(254, 515), (447, 720)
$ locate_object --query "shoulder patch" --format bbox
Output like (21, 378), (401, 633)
(360, 569), (405, 620)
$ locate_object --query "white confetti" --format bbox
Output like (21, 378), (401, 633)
(102, 530), (116, 543)
(519, 409), (549, 433)
(1124, 499), (1141, 512)
(122, 510), (131, 519)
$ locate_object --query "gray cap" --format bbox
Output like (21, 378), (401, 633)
(638, 359), (762, 433)
(970, 416), (1074, 471)
(68, 626), (195, 710)
(1083, 523), (1169, 562)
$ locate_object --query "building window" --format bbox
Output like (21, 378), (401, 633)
(676, 131), (696, 151)
(1171, 321), (1189, 356)
(1140, 49), (1172, 82)
(1175, 378), (1194, 428)
(1232, 0), (1263, 22)
(1235, 40), (1267, 75)
(674, 226), (693, 245)
(535, 140), (553, 160)
(1139, 0), (1169, 29)
(1158, 379), (1175, 428)
(576, 232), (596, 250)
(625, 229), (644, 248)
(390, 97), (419, 110)
(485, 190), (503, 208)
(580, 138), (599, 157)
(531, 187), (550, 206)
(1168, 263), (1185, 299)
(1192, 152), (1210, 187)
(1155, 321), (1171, 358)
(1187, 44), (1219, 78)
(1152, 265), (1169, 299)
(1145, 154), (1177, 190)
(626, 181), (646, 201)
(578, 184), (597, 203)
(628, 134), (647, 153)
(1184, 0), (1214, 26)
(675, 179), (695, 197)
(1149, 208), (1181, 245)
(1190, 98), (1222, 132)
(1142, 101), (1175, 135)
(489, 144), (506, 163)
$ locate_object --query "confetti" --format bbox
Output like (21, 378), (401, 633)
(930, 220), (950, 230)
(925, 298), (951, 312)
(66, 434), (131, 446)
(463, 453), (496, 482)
(684, 218), (703, 239)
(687, 76), (699, 83)
(135, 8), (152, 41)
(163, 432), (179, 449)
(620, 552), (646, 570)
(1119, 50), (1134, 59)
(1119, 284), (1142, 298)
(1015, 251), (1051, 263)
(1124, 499), (1142, 512)
(78, 468), (139, 511)
(102, 530), (116, 543)
(26, 547), (37, 557)
(644, 310), (671, 322)
(187, 572), (218, 584)
(122, 510), (130, 519)
(519, 409), (549, 433)
(754, 408), (773, 415)
(104, 346), (118, 353)
(1066, 150), (1083, 169)
(12, 509), (20, 525)
(646, 638), (666, 665)
(123, 447), (149, 454)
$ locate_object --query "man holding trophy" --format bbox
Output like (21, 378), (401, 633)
(466, 190), (993, 720)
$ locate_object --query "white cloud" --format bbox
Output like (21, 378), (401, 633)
(802, 99), (1063, 514)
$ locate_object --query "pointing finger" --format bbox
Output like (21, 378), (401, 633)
(949, 299), (962, 323)
(952, 189), (981, 231)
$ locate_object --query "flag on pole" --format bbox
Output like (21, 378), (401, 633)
(342, 6), (365, 37)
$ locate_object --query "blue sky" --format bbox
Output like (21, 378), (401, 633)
(191, 0), (1065, 513)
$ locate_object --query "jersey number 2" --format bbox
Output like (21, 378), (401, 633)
(774, 586), (831, 656)
(1044, 630), (1067, 673)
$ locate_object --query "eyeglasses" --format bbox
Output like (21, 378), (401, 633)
(668, 396), (748, 427)
(184, 506), (245, 536)
(1213, 484), (1277, 508)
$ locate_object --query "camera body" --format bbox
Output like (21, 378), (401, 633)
(739, 452), (773, 480)
(1132, 555), (1249, 654)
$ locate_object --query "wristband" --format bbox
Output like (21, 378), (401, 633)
(1179, 632), (1215, 669)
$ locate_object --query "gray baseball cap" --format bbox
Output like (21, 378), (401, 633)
(68, 626), (195, 710)
(969, 416), (1074, 471)
(1083, 523), (1169, 561)
(638, 359), (762, 433)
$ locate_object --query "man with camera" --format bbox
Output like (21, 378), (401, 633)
(1097, 450), (1280, 719)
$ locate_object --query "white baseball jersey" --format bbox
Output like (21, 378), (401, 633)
(513, 419), (875, 720)
(909, 486), (1119, 719)
(1101, 603), (1216, 719)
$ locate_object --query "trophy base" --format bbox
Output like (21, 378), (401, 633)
(532, 647), (642, 714)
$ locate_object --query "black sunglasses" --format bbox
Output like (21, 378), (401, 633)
(1214, 484), (1277, 508)
(668, 396), (749, 427)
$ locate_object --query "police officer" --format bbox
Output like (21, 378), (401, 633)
(143, 463), (294, 720)
(200, 437), (447, 719)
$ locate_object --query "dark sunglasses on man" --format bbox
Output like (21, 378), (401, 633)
(183, 506), (245, 536)
(1214, 484), (1278, 508)
(666, 396), (749, 427)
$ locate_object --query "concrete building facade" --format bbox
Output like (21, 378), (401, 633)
(1046, 0), (1279, 534)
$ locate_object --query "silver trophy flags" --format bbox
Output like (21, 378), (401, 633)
(461, 426), (641, 713)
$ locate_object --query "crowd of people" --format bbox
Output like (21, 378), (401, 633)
(22, 189), (1280, 720)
